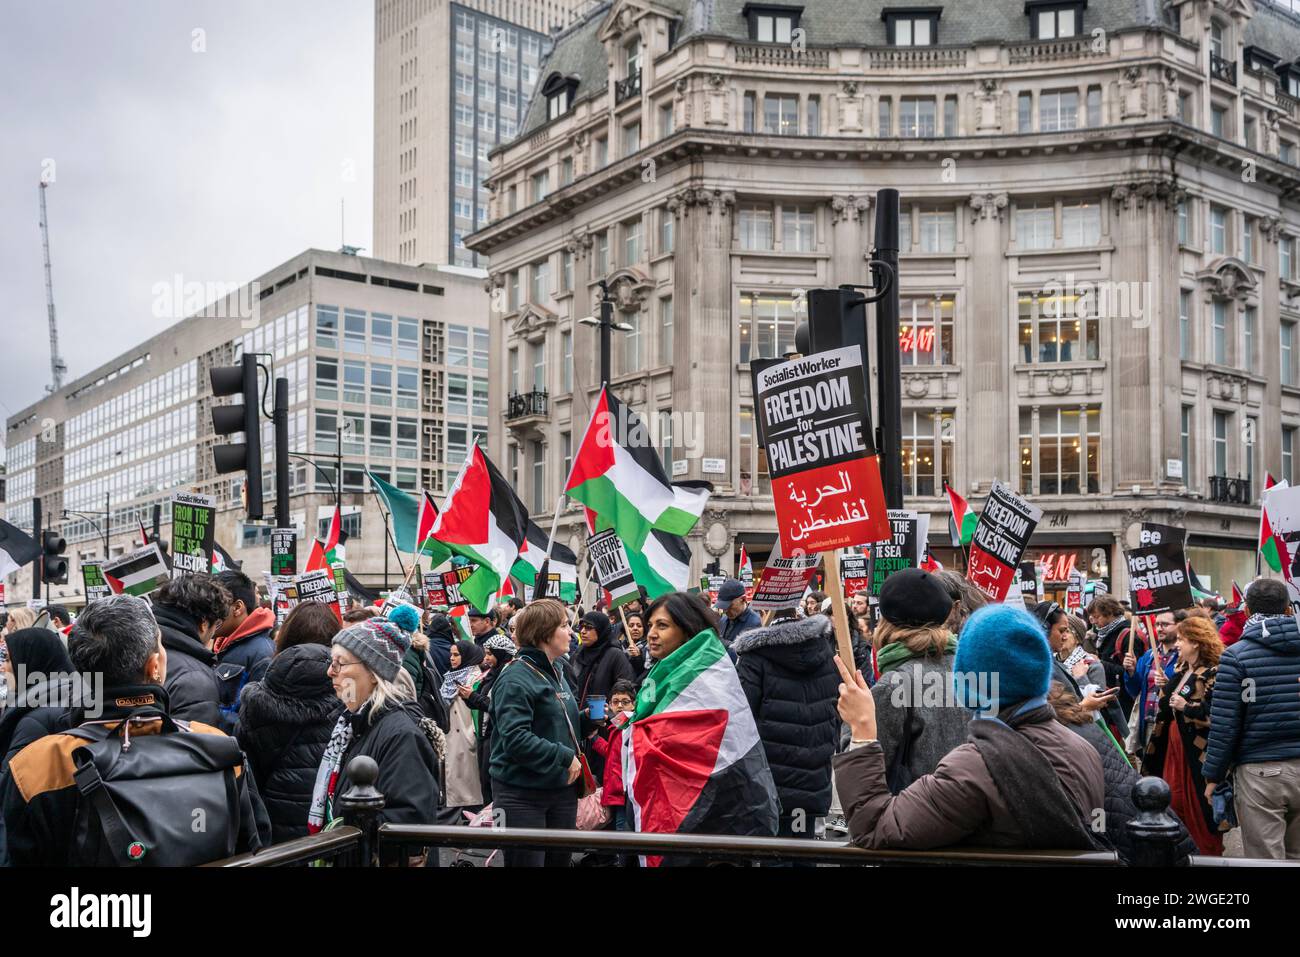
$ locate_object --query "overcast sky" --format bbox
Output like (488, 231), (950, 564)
(0, 0), (374, 458)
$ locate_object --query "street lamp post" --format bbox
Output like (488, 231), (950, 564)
(579, 279), (634, 388)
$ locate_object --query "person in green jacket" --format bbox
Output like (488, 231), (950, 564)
(488, 598), (583, 867)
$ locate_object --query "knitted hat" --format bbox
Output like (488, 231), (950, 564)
(578, 610), (612, 645)
(879, 568), (953, 628)
(333, 618), (412, 682)
(483, 634), (516, 657)
(953, 604), (1053, 714)
(385, 603), (421, 635)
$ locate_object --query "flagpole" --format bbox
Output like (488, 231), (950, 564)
(533, 495), (566, 600)
(366, 484), (406, 594)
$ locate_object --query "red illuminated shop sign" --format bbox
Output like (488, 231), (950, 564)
(899, 327), (935, 353)
(1036, 552), (1079, 582)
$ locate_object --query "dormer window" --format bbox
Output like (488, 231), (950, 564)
(541, 72), (579, 121)
(1210, 21), (1224, 58)
(743, 4), (802, 43)
(624, 37), (642, 77)
(883, 7), (941, 46)
(1026, 1), (1085, 40)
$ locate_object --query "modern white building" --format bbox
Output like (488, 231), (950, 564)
(467, 0), (1300, 600)
(4, 249), (491, 608)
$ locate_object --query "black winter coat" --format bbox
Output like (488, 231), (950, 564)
(1067, 718), (1196, 865)
(566, 633), (636, 710)
(734, 616), (842, 816)
(153, 603), (225, 729)
(237, 644), (345, 844)
(1204, 615), (1300, 781)
(330, 699), (441, 828)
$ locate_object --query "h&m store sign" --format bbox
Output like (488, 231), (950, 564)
(1026, 547), (1109, 583)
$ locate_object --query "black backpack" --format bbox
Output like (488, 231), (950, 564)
(414, 651), (451, 732)
(68, 710), (248, 866)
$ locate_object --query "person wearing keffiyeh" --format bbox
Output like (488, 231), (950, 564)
(441, 640), (486, 811)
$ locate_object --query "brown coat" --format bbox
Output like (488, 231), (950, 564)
(833, 718), (1104, 850)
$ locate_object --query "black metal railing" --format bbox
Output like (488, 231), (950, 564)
(1209, 474), (1251, 505)
(615, 69), (641, 104)
(1210, 52), (1237, 85)
(506, 389), (548, 420)
(207, 757), (1300, 868)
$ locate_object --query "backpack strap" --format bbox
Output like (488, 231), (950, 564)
(72, 753), (146, 864)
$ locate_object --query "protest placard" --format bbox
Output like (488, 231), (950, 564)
(81, 561), (111, 604)
(750, 541), (822, 611)
(966, 481), (1042, 602)
(587, 529), (641, 609)
(1125, 539), (1193, 615)
(868, 510), (929, 596)
(840, 553), (870, 596)
(442, 564), (477, 608)
(170, 491), (216, 578)
(271, 528), (297, 576)
(756, 346), (890, 554)
(423, 572), (448, 608)
(103, 544), (171, 598)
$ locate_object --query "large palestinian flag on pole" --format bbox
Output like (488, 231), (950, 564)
(623, 629), (779, 866)
(566, 387), (710, 550)
(430, 445), (529, 613)
(511, 520), (578, 602)
(305, 505), (342, 572)
(1260, 475), (1287, 574)
(0, 519), (40, 579)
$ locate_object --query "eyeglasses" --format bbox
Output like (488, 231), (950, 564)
(328, 657), (363, 674)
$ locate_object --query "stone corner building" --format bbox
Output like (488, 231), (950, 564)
(467, 0), (1300, 599)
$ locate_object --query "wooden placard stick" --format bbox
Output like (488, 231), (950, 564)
(823, 549), (857, 672)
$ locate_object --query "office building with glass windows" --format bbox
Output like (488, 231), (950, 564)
(373, 0), (594, 267)
(468, 0), (1300, 599)
(4, 249), (491, 607)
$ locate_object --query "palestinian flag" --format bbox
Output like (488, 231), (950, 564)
(565, 387), (710, 550)
(510, 521), (578, 602)
(921, 549), (943, 573)
(305, 506), (342, 572)
(211, 541), (241, 573)
(1231, 580), (1246, 610)
(625, 529), (692, 600)
(1187, 564), (1220, 603)
(430, 446), (528, 614)
(738, 544), (753, 597)
(0, 519), (40, 579)
(945, 483), (978, 547)
(624, 628), (779, 865)
(103, 544), (171, 597)
(1260, 475), (1288, 574)
(138, 519), (151, 548)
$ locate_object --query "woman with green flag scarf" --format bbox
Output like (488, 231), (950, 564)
(869, 568), (970, 795)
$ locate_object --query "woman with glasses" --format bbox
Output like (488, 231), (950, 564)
(309, 619), (441, 846)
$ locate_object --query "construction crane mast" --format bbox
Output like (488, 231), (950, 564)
(38, 181), (68, 392)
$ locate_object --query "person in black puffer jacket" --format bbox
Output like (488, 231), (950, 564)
(1048, 682), (1196, 865)
(567, 611), (635, 717)
(151, 573), (231, 728)
(237, 643), (345, 844)
(734, 614), (841, 849)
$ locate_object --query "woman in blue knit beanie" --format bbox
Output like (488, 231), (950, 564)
(952, 604), (1056, 717)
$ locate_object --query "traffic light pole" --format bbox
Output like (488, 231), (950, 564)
(274, 376), (290, 529)
(873, 188), (904, 509)
(32, 496), (42, 601)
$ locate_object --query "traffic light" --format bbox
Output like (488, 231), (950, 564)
(210, 353), (264, 520)
(42, 529), (68, 584)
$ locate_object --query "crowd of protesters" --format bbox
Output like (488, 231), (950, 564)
(1, 563), (1299, 867)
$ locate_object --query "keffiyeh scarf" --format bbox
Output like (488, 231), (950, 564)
(308, 712), (355, 834)
(441, 666), (481, 703)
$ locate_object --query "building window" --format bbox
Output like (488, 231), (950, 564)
(397, 366), (418, 410)
(531, 442), (547, 515)
(902, 410), (951, 496)
(561, 330), (573, 392)
(1213, 410), (1229, 476)
(807, 96), (821, 135)
(595, 136), (608, 168)
(507, 442), (518, 485)
(737, 407), (770, 494)
(659, 207), (675, 253)
(1061, 201), (1100, 246)
(1209, 205), (1226, 254)
(560, 156), (573, 186)
(508, 270), (520, 311)
(1211, 105), (1227, 138)
(343, 309), (367, 352)
(448, 374), (468, 416)
(900, 294), (955, 366)
(887, 13), (936, 46)
(918, 209), (956, 253)
(623, 217), (643, 264)
(782, 205), (816, 251)
(594, 231), (609, 275)
(316, 305), (339, 348)
(561, 431), (573, 482)
(560, 249), (573, 293)
(1210, 20), (1224, 58)
(1283, 321), (1296, 386)
(1246, 415), (1258, 490)
(1242, 215), (1254, 262)
(1018, 289), (1100, 362)
(763, 94), (799, 136)
(342, 360), (366, 404)
(738, 204), (775, 250)
(1014, 202), (1055, 249)
(659, 102), (675, 138)
(621, 310), (642, 375)
(1211, 301), (1228, 366)
(1284, 427), (1296, 485)
(530, 340), (546, 391)
(878, 97), (892, 135)
(1177, 199), (1189, 245)
(315, 358), (338, 401)
(1244, 114), (1257, 150)
(743, 92), (756, 133)
(1179, 290), (1191, 360)
(622, 122), (641, 156)
(899, 97), (936, 137)
(530, 259), (549, 303)
(1283, 236), (1295, 281)
(658, 410), (674, 476)
(1086, 86), (1102, 126)
(943, 96), (957, 136)
(1243, 306), (1257, 374)
(1032, 3), (1081, 39)
(899, 206), (912, 251)
(508, 349), (519, 394)
(658, 296), (674, 365)
(1018, 92), (1033, 131)
(532, 170), (550, 203)
(739, 291), (798, 363)
(1025, 406), (1101, 495)
(1039, 90), (1079, 131)
(748, 8), (797, 43)
(548, 87), (572, 119)
(1181, 406), (1192, 485)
